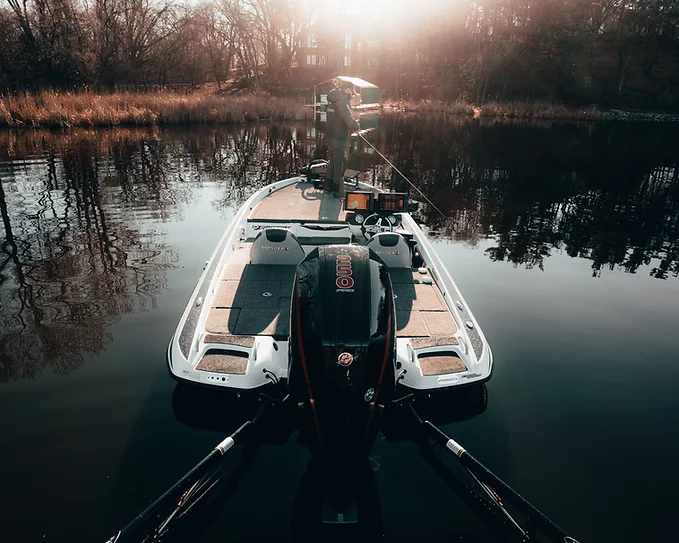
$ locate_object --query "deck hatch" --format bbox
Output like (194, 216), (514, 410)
(196, 349), (249, 375)
(418, 352), (466, 376)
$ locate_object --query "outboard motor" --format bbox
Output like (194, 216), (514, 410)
(289, 244), (396, 460)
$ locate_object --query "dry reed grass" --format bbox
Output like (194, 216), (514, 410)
(384, 99), (475, 116)
(0, 91), (312, 128)
(386, 98), (601, 121)
(477, 101), (601, 121)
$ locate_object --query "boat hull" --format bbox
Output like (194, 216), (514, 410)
(167, 176), (492, 394)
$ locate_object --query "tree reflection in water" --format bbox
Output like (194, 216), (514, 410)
(377, 116), (679, 279)
(1, 119), (677, 381)
(0, 124), (308, 382)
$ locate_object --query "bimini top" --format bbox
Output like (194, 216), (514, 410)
(335, 76), (378, 89)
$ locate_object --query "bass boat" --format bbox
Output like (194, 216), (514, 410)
(107, 159), (579, 543)
(167, 173), (492, 395)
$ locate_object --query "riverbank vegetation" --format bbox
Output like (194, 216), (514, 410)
(1, 91), (608, 128)
(0, 1), (677, 111)
(389, 100), (603, 121)
(4, 90), (676, 129)
(0, 91), (310, 128)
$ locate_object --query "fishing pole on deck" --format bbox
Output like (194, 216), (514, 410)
(354, 129), (446, 219)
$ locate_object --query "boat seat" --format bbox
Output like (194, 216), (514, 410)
(250, 228), (305, 266)
(366, 232), (412, 268)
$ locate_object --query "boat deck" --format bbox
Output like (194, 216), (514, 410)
(197, 178), (464, 377)
(204, 244), (294, 341)
(249, 182), (348, 222)
(202, 246), (460, 350)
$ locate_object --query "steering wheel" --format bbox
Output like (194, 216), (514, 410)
(360, 213), (394, 240)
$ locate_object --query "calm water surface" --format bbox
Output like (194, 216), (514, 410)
(1, 119), (678, 543)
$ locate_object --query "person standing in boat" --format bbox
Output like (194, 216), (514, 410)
(325, 79), (360, 198)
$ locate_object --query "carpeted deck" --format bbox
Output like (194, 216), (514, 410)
(418, 354), (467, 376)
(393, 281), (459, 339)
(196, 352), (249, 374)
(249, 182), (347, 222)
(204, 245), (295, 341)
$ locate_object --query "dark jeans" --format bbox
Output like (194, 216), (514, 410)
(325, 144), (348, 197)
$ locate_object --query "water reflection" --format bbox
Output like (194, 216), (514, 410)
(376, 117), (679, 279)
(1, 119), (678, 381)
(0, 125), (310, 382)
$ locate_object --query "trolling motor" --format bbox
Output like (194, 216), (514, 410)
(299, 159), (361, 192)
(299, 159), (328, 185)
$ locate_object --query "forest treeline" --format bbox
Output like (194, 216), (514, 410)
(0, 0), (678, 109)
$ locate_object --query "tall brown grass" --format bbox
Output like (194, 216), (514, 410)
(0, 90), (312, 128)
(477, 101), (601, 121)
(384, 98), (475, 117)
(385, 98), (601, 121)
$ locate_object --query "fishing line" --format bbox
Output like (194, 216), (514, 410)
(356, 132), (446, 218)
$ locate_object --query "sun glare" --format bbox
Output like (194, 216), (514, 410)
(344, 0), (438, 22)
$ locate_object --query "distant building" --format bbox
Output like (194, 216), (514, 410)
(297, 16), (386, 75)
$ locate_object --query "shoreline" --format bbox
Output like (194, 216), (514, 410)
(2, 91), (679, 129)
(385, 99), (679, 123)
(599, 110), (679, 122)
(0, 91), (312, 129)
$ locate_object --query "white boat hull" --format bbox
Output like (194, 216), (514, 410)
(167, 176), (492, 393)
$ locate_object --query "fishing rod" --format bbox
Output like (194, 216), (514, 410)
(106, 400), (273, 543)
(355, 130), (446, 218)
(407, 402), (579, 543)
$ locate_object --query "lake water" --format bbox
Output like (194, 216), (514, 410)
(1, 118), (678, 543)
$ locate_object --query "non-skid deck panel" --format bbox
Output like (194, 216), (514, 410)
(394, 281), (458, 339)
(389, 269), (428, 284)
(434, 267), (485, 360)
(204, 247), (295, 341)
(393, 282), (447, 311)
(396, 311), (458, 337)
(196, 353), (248, 375)
(203, 335), (256, 347)
(419, 355), (467, 376)
(178, 231), (232, 358)
(249, 182), (348, 222)
(410, 336), (459, 349)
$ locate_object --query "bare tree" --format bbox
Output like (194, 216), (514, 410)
(6, 0), (92, 86)
(195, 1), (237, 89)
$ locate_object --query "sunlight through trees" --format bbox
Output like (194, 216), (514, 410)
(0, 1), (678, 107)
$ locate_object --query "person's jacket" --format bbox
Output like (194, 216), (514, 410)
(326, 88), (360, 148)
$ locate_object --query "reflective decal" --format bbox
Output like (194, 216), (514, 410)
(252, 224), (292, 231)
(337, 352), (354, 367)
(336, 254), (355, 290)
(364, 388), (375, 402)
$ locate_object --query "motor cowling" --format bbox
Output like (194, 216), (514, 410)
(289, 244), (396, 459)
